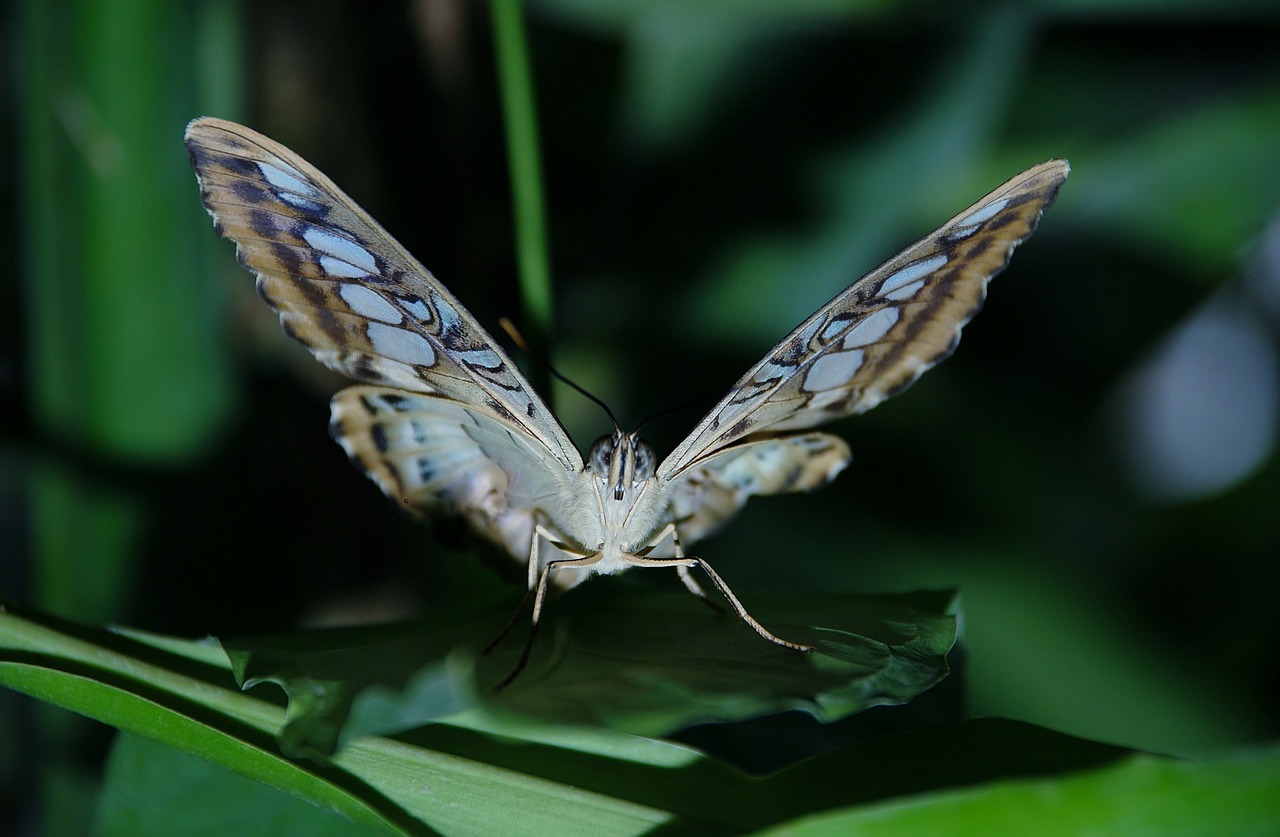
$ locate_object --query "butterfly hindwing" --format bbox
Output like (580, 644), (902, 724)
(330, 385), (575, 566)
(658, 159), (1069, 480)
(184, 117), (582, 473)
(331, 386), (507, 515)
(667, 433), (851, 544)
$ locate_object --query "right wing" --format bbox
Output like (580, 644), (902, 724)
(185, 117), (583, 473)
(658, 160), (1069, 482)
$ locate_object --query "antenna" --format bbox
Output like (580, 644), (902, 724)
(499, 318), (622, 431)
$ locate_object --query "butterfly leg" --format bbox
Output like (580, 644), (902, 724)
(688, 558), (813, 652)
(625, 536), (813, 653)
(661, 525), (723, 615)
(494, 549), (601, 691)
(485, 522), (557, 655)
(677, 564), (724, 614)
(483, 586), (533, 656)
(491, 523), (601, 690)
(528, 538), (539, 590)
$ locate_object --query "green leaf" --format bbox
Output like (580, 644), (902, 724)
(225, 585), (958, 756)
(97, 733), (383, 837)
(1062, 87), (1280, 275)
(0, 602), (677, 835)
(749, 741), (1280, 836)
(10, 599), (1187, 836)
(20, 0), (235, 463)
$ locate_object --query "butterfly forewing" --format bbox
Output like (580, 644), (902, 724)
(184, 117), (581, 473)
(658, 159), (1069, 480)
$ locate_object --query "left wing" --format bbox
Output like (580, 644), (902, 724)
(658, 159), (1068, 481)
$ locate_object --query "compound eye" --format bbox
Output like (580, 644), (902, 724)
(632, 439), (656, 482)
(588, 434), (615, 478)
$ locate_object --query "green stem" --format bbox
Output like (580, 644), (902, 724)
(491, 0), (553, 368)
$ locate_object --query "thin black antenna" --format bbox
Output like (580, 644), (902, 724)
(499, 317), (622, 431)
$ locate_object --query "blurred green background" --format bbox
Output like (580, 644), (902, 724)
(3, 0), (1279, 832)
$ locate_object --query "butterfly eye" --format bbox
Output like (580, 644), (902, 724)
(587, 434), (616, 478)
(632, 439), (655, 481)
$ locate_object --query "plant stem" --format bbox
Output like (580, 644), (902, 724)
(491, 0), (553, 366)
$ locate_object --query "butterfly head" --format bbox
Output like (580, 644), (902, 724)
(588, 430), (656, 501)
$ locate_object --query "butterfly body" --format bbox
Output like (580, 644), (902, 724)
(526, 431), (669, 577)
(186, 117), (1066, 653)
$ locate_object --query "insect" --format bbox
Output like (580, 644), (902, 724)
(186, 117), (1066, 680)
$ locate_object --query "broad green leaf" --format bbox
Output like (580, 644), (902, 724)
(829, 551), (1275, 755)
(3, 600), (1162, 836)
(0, 602), (677, 836)
(21, 0), (234, 463)
(224, 585), (957, 756)
(1061, 88), (1280, 274)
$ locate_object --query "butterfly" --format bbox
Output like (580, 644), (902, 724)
(186, 117), (1067, 679)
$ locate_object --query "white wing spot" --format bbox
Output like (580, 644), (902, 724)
(257, 161), (321, 198)
(884, 279), (926, 301)
(820, 318), (846, 341)
(401, 297), (433, 322)
(951, 197), (1008, 239)
(367, 322), (437, 366)
(843, 307), (900, 348)
(340, 284), (403, 324)
(507, 389), (533, 415)
(749, 360), (788, 389)
(320, 255), (367, 279)
(458, 347), (502, 369)
(278, 191), (327, 214)
(303, 227), (378, 274)
(879, 254), (947, 298)
(431, 291), (461, 333)
(808, 389), (847, 410)
(804, 349), (865, 392)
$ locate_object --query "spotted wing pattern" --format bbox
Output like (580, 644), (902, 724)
(659, 160), (1069, 481)
(329, 386), (562, 566)
(184, 117), (582, 475)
